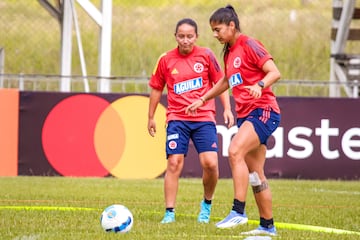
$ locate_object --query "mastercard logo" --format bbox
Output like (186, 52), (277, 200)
(41, 94), (167, 179)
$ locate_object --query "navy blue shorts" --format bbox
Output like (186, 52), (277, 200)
(166, 120), (218, 157)
(237, 108), (281, 145)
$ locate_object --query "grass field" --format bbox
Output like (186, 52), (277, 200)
(0, 177), (359, 240)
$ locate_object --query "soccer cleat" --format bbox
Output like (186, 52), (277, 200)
(160, 210), (175, 224)
(241, 225), (277, 236)
(216, 210), (248, 228)
(197, 200), (211, 223)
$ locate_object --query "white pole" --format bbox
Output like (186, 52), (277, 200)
(70, 0), (90, 92)
(0, 48), (4, 88)
(60, 0), (73, 92)
(329, 58), (339, 97)
(75, 0), (113, 93)
(76, 0), (102, 25)
(98, 0), (112, 93)
(19, 73), (24, 91)
(353, 80), (359, 98)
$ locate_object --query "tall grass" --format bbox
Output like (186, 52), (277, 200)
(2, 0), (355, 81)
(0, 177), (359, 239)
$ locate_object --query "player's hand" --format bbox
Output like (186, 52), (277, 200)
(185, 99), (203, 115)
(223, 109), (234, 128)
(147, 119), (156, 137)
(244, 84), (262, 99)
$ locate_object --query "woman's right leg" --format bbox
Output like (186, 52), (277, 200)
(229, 121), (261, 201)
(164, 154), (184, 209)
(216, 121), (261, 228)
(161, 153), (184, 223)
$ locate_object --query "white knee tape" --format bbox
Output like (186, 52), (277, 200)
(249, 171), (262, 186)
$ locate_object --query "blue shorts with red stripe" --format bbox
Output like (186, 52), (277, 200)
(237, 107), (281, 145)
(165, 120), (218, 157)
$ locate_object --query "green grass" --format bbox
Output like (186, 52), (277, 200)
(0, 177), (359, 239)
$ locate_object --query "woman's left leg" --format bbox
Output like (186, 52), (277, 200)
(245, 145), (273, 219)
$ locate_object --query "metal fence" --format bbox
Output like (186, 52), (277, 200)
(1, 74), (359, 98)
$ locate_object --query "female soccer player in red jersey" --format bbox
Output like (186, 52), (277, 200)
(147, 18), (234, 224)
(186, 5), (281, 236)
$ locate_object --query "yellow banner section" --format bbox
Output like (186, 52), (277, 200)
(0, 88), (19, 176)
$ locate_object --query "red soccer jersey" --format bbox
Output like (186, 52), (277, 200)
(224, 34), (280, 118)
(149, 46), (224, 123)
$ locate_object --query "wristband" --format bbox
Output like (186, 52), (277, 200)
(200, 97), (206, 104)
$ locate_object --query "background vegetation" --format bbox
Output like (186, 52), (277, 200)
(1, 0), (359, 81)
(0, 177), (359, 239)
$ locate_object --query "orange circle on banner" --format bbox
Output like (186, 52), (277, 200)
(104, 96), (167, 178)
(94, 104), (126, 172)
(42, 95), (167, 179)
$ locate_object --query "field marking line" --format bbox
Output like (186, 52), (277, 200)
(0, 205), (98, 211)
(273, 221), (360, 235)
(179, 212), (360, 236)
(311, 188), (360, 195)
(2, 206), (359, 236)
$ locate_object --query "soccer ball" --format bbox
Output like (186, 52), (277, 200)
(100, 204), (133, 233)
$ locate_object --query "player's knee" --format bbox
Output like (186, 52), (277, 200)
(228, 147), (245, 163)
(167, 158), (183, 172)
(202, 161), (218, 173)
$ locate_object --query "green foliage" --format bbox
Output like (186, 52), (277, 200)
(0, 0), (345, 81)
(0, 177), (359, 239)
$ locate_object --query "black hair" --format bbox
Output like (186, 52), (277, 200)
(209, 5), (241, 55)
(175, 18), (198, 35)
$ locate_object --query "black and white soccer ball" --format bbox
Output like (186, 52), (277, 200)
(100, 204), (133, 233)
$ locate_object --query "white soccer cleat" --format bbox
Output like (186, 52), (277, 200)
(241, 225), (277, 236)
(216, 210), (248, 228)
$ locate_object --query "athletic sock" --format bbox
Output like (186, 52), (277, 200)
(260, 217), (274, 229)
(204, 198), (212, 205)
(231, 199), (245, 214)
(166, 208), (174, 212)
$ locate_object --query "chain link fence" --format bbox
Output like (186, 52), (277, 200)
(1, 73), (359, 97)
(0, 0), (358, 96)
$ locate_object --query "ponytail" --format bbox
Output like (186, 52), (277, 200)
(209, 5), (241, 56)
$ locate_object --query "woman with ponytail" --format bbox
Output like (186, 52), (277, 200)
(186, 5), (281, 236)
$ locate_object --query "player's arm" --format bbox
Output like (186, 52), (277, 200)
(244, 59), (281, 99)
(186, 76), (229, 115)
(148, 88), (162, 137)
(218, 88), (234, 128)
(148, 54), (166, 137)
(260, 59), (281, 88)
